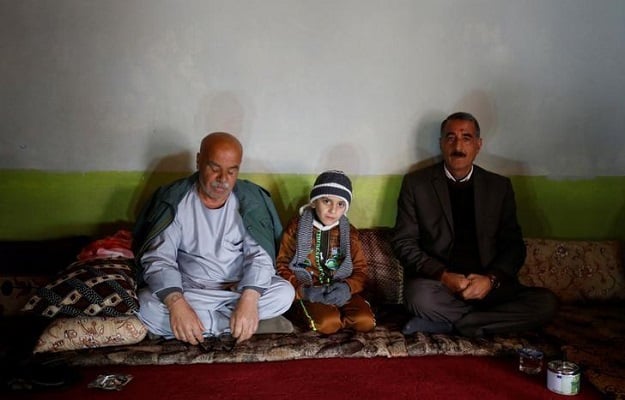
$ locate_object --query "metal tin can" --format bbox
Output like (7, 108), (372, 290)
(547, 360), (580, 395)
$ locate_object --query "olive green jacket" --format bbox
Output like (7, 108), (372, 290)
(132, 173), (283, 279)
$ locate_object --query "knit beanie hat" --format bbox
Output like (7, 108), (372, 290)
(309, 170), (353, 211)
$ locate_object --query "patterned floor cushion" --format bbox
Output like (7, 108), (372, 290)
(22, 257), (139, 318)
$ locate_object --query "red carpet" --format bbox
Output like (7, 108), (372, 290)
(4, 355), (603, 400)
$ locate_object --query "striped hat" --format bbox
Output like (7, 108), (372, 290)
(310, 170), (352, 210)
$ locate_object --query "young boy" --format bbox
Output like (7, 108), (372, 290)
(276, 170), (375, 334)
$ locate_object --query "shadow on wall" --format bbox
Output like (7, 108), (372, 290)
(314, 142), (370, 223)
(271, 175), (311, 225)
(409, 109), (445, 174)
(405, 99), (546, 236)
(74, 132), (193, 238)
(118, 129), (195, 233)
(316, 142), (368, 176)
(510, 176), (549, 238)
(453, 89), (526, 175)
(610, 200), (625, 241)
(454, 90), (498, 143)
(94, 153), (192, 239)
(195, 91), (245, 139)
(452, 90), (544, 236)
(75, 93), (224, 239)
(128, 151), (193, 220)
(256, 141), (363, 226)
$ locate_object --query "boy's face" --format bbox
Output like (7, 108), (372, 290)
(312, 195), (347, 226)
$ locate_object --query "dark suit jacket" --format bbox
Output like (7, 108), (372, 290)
(391, 162), (526, 283)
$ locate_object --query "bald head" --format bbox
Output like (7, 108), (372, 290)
(199, 132), (243, 159)
(196, 132), (243, 208)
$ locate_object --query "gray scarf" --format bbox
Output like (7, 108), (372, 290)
(288, 207), (353, 286)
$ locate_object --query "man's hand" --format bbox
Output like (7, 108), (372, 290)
(440, 271), (471, 293)
(460, 274), (493, 300)
(230, 289), (260, 343)
(164, 292), (205, 345)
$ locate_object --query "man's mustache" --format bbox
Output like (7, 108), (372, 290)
(451, 151), (466, 158)
(210, 181), (230, 190)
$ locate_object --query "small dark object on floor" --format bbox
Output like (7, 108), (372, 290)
(198, 333), (237, 353)
(199, 335), (220, 352)
(218, 333), (237, 352)
(1, 356), (80, 392)
(88, 374), (133, 391)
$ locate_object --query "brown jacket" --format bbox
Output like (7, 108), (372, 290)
(276, 214), (369, 299)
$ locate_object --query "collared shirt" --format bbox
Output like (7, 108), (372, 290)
(444, 164), (474, 182)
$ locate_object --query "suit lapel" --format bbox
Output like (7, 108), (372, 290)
(472, 167), (488, 243)
(431, 164), (454, 234)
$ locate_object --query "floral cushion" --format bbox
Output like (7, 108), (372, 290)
(33, 315), (147, 353)
(22, 257), (139, 318)
(519, 238), (625, 303)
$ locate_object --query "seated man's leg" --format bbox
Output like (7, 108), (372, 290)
(402, 278), (471, 334)
(188, 276), (294, 334)
(454, 285), (559, 337)
(254, 276), (296, 334)
(255, 275), (295, 320)
(136, 287), (177, 337)
(137, 286), (237, 338)
(138, 276), (294, 339)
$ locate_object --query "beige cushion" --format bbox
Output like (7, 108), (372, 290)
(34, 315), (147, 353)
(519, 238), (625, 303)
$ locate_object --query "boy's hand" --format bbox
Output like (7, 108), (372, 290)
(301, 286), (325, 303)
(323, 282), (351, 307)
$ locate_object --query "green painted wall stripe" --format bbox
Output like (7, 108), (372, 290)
(1, 170), (624, 241)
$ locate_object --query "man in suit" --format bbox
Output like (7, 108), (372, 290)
(391, 112), (558, 337)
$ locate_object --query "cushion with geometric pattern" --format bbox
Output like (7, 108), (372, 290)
(22, 257), (139, 318)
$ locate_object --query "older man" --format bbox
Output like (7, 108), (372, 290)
(392, 112), (558, 337)
(133, 132), (294, 346)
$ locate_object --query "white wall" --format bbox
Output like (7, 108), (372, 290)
(1, 0), (624, 177)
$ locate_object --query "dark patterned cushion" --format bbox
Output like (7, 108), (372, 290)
(22, 258), (139, 318)
(358, 228), (403, 305)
